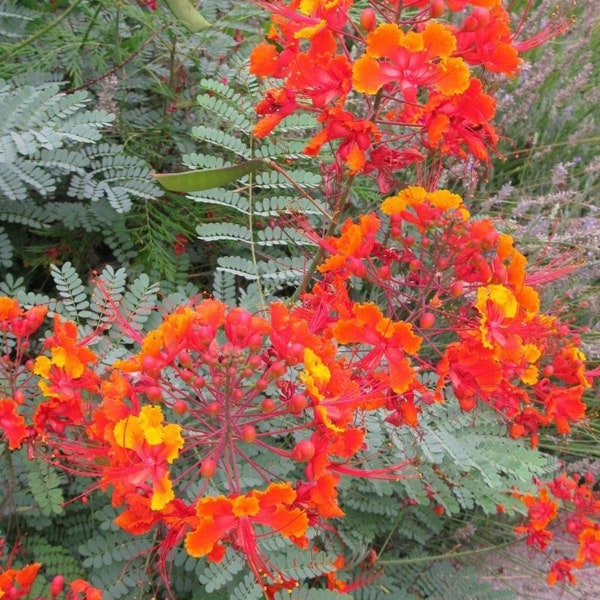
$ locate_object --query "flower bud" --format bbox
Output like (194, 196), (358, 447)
(430, 0), (445, 18)
(420, 312), (436, 330)
(359, 8), (376, 32)
(292, 440), (315, 462)
(241, 424), (257, 443)
(200, 457), (217, 478)
(50, 575), (65, 598)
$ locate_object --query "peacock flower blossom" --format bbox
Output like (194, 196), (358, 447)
(33, 316), (97, 386)
(381, 186), (465, 216)
(0, 298), (47, 338)
(475, 284), (519, 349)
(252, 0), (351, 45)
(331, 302), (422, 395)
(0, 398), (28, 449)
(285, 52), (352, 108)
(543, 386), (587, 435)
(305, 106), (381, 173)
(114, 493), (194, 537)
(577, 528), (600, 566)
(436, 342), (502, 410)
(298, 471), (345, 518)
(31, 315), (99, 437)
(0, 296), (19, 322)
(547, 559), (578, 586)
(353, 21), (470, 100)
(253, 87), (298, 138)
(455, 5), (521, 76)
(514, 487), (558, 550)
(185, 483), (309, 581)
(250, 42), (293, 79)
(408, 78), (498, 162)
(0, 563), (41, 599)
(108, 405), (184, 510)
(552, 346), (591, 388)
(318, 213), (380, 276)
(68, 579), (103, 600)
(404, 0), (500, 10)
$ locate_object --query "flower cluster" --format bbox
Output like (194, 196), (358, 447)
(2, 188), (592, 590)
(249, 0), (569, 190)
(0, 0), (592, 596)
(515, 472), (600, 585)
(0, 298), (47, 450)
(0, 557), (102, 600)
(312, 186), (592, 446)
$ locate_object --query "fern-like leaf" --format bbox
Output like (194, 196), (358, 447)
(274, 590), (353, 600)
(229, 573), (263, 600)
(199, 78), (255, 114)
(190, 187), (250, 215)
(120, 273), (160, 337)
(196, 222), (252, 243)
(26, 459), (65, 517)
(216, 256), (260, 280)
(0, 225), (13, 267)
(68, 143), (162, 213)
(50, 261), (89, 318)
(0, 196), (54, 228)
(0, 1), (38, 43)
(191, 125), (251, 159)
(255, 169), (321, 190)
(0, 81), (112, 160)
(199, 549), (244, 593)
(195, 94), (252, 133)
(26, 535), (86, 581)
(81, 265), (128, 329)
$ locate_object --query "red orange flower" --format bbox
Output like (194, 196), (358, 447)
(353, 21), (470, 100)
(0, 398), (28, 449)
(185, 483), (309, 580)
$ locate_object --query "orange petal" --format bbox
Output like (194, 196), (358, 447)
(435, 57), (470, 96)
(366, 23), (401, 58)
(249, 42), (279, 77)
(423, 21), (456, 57)
(352, 55), (384, 95)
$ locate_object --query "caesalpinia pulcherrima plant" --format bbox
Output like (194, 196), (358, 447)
(1, 0), (598, 598)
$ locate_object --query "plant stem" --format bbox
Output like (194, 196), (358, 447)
(377, 539), (517, 565)
(288, 174), (355, 304)
(3, 0), (84, 58)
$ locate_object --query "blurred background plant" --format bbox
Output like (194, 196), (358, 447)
(485, 0), (600, 462)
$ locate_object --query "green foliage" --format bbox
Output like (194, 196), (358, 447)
(68, 143), (162, 213)
(0, 0), (263, 283)
(50, 261), (89, 320)
(79, 531), (149, 600)
(382, 559), (515, 600)
(390, 401), (553, 515)
(0, 78), (112, 200)
(0, 75), (166, 280)
(229, 573), (264, 600)
(274, 591), (353, 600)
(182, 76), (324, 305)
(198, 550), (245, 594)
(0, 2), (597, 600)
(25, 535), (87, 582)
(272, 547), (340, 581)
(26, 459), (65, 517)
